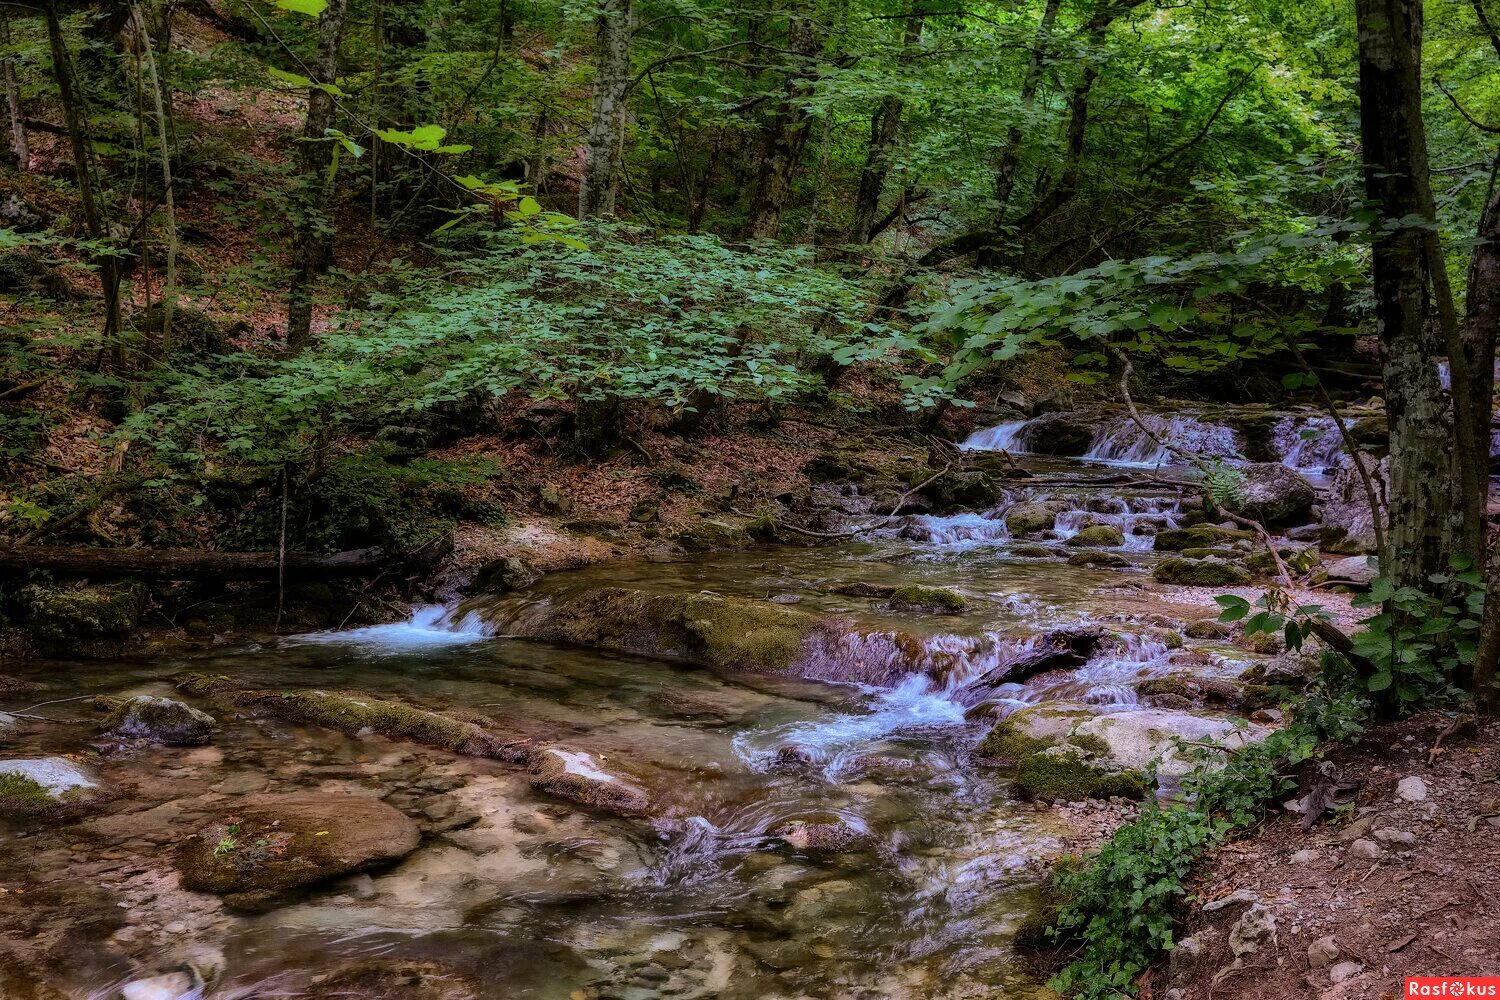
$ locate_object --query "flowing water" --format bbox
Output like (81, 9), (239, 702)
(2, 469), (1269, 1000)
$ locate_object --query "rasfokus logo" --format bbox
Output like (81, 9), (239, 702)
(1407, 979), (1500, 997)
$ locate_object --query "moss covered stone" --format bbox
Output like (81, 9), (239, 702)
(1183, 619), (1232, 640)
(1152, 559), (1252, 586)
(675, 519), (751, 551)
(20, 580), (146, 651)
(0, 757), (105, 818)
(0, 772), (56, 815)
(888, 586), (968, 615)
(977, 715), (1056, 761)
(104, 695), (216, 746)
(1152, 526), (1253, 551)
(1065, 525), (1125, 548)
(1012, 750), (1147, 802)
(1006, 501), (1070, 536)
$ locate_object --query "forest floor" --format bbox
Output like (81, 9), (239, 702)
(1165, 711), (1500, 1000)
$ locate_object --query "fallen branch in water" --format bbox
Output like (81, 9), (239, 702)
(880, 462), (950, 516)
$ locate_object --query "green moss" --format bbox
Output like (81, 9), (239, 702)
(19, 581), (145, 643)
(744, 514), (783, 543)
(1180, 546), (1233, 559)
(1237, 631), (1282, 654)
(0, 773), (55, 815)
(889, 585), (968, 614)
(1183, 619), (1232, 639)
(1066, 525), (1124, 547)
(978, 717), (1054, 760)
(675, 520), (750, 551)
(1006, 501), (1068, 535)
(1152, 526), (1253, 551)
(1012, 751), (1147, 802)
(1152, 559), (1252, 586)
(1066, 551), (1129, 568)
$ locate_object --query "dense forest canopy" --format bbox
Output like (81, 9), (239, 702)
(1, 0), (1500, 995)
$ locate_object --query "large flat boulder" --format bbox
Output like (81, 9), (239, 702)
(1225, 463), (1315, 527)
(0, 756), (106, 817)
(175, 792), (420, 912)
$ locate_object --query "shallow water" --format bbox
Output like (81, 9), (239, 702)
(1, 463), (1262, 1000)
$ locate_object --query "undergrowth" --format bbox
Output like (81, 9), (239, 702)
(1046, 673), (1369, 999)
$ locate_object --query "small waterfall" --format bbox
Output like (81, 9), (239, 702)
(900, 512), (1009, 545)
(1272, 415), (1348, 471)
(283, 604), (493, 651)
(1083, 415), (1241, 467)
(959, 420), (1029, 452)
(1053, 495), (1183, 551)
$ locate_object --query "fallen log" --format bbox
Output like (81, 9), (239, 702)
(0, 544), (387, 580)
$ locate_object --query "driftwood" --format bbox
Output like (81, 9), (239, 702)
(0, 544), (388, 580)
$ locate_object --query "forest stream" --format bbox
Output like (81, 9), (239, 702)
(0, 411), (1347, 1000)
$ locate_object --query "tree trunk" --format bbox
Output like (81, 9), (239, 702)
(992, 0), (1061, 226)
(2, 13), (27, 169)
(578, 0), (632, 219)
(0, 544), (389, 580)
(286, 0), (349, 353)
(1467, 158), (1500, 713)
(133, 1), (177, 357)
(43, 0), (123, 361)
(1355, 0), (1449, 589)
(744, 15), (820, 240)
(852, 12), (924, 244)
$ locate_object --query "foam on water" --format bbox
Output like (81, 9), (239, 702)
(283, 604), (493, 651)
(901, 512), (1009, 546)
(959, 420), (1029, 452)
(1083, 414), (1241, 467)
(1272, 415), (1349, 471)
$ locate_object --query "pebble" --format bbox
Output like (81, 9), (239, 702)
(1329, 960), (1364, 984)
(1396, 776), (1428, 802)
(1348, 838), (1383, 860)
(1308, 935), (1340, 969)
(1203, 888), (1258, 912)
(1290, 849), (1320, 864)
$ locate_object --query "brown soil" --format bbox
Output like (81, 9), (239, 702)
(1167, 712), (1500, 1000)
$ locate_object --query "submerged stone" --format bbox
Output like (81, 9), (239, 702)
(1065, 524), (1125, 547)
(104, 695), (216, 746)
(529, 747), (650, 816)
(1067, 550), (1129, 567)
(888, 585), (968, 614)
(175, 792), (420, 912)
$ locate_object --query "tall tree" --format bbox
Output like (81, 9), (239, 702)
(578, 0), (632, 219)
(852, 9), (923, 244)
(1354, 0), (1450, 589)
(745, 12), (822, 240)
(2, 12), (27, 169)
(286, 0), (350, 353)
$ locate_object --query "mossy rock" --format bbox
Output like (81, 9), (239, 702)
(103, 695), (216, 746)
(19, 580), (146, 655)
(470, 556), (536, 594)
(129, 303), (228, 356)
(1066, 551), (1129, 568)
(1135, 674), (1244, 707)
(676, 519), (751, 551)
(498, 587), (847, 675)
(977, 716), (1055, 761)
(1235, 630), (1282, 654)
(0, 757), (106, 819)
(1065, 524), (1124, 547)
(1182, 619), (1232, 640)
(1152, 526), (1252, 551)
(648, 462), (702, 493)
(1152, 559), (1252, 586)
(1012, 750), (1148, 802)
(1006, 500), (1070, 536)
(1180, 546), (1235, 559)
(802, 452), (858, 482)
(888, 585), (968, 615)
(1245, 546), (1319, 576)
(919, 470), (1001, 511)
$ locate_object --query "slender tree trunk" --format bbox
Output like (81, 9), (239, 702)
(133, 1), (177, 357)
(43, 0), (123, 361)
(578, 0), (632, 219)
(286, 0), (349, 353)
(1355, 0), (1450, 590)
(1467, 158), (1500, 713)
(852, 12), (924, 244)
(745, 14), (821, 240)
(2, 13), (27, 170)
(992, 0), (1061, 225)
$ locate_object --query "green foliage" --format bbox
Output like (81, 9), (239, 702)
(1048, 688), (1367, 999)
(1348, 557), (1483, 710)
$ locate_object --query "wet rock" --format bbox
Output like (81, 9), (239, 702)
(1005, 500), (1070, 535)
(1016, 412), (1095, 456)
(120, 972), (195, 1000)
(1323, 555), (1378, 587)
(303, 960), (479, 1000)
(530, 747), (650, 816)
(802, 451), (858, 481)
(1010, 543), (1062, 558)
(1226, 463), (1316, 527)
(675, 519), (752, 551)
(1152, 558), (1252, 587)
(104, 696), (216, 746)
(1322, 454), (1386, 553)
(1067, 550), (1129, 568)
(469, 555), (537, 594)
(1066, 524), (1125, 547)
(1396, 775), (1428, 802)
(1153, 525), (1253, 551)
(769, 744), (815, 773)
(918, 470), (1000, 511)
(1348, 838), (1382, 860)
(773, 819), (866, 853)
(175, 792), (420, 912)
(888, 585), (967, 615)
(18, 580), (146, 656)
(1228, 903), (1277, 959)
(1011, 748), (1147, 802)
(1308, 935), (1341, 969)
(830, 581), (897, 599)
(1329, 961), (1364, 984)
(0, 757), (105, 817)
(1031, 388), (1075, 415)
(1183, 619), (1233, 640)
